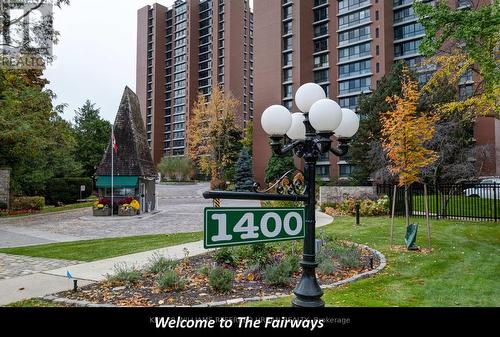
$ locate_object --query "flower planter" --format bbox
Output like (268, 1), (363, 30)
(118, 208), (138, 216)
(93, 208), (111, 216)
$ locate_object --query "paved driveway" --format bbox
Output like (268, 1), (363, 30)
(0, 183), (259, 248)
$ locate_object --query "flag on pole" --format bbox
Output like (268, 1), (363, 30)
(112, 130), (118, 154)
(111, 125), (115, 217)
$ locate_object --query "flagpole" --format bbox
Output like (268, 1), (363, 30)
(111, 125), (114, 217)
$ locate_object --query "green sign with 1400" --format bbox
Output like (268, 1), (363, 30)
(204, 208), (305, 248)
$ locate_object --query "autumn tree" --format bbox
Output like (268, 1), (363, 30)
(349, 62), (407, 184)
(157, 156), (194, 182)
(187, 85), (242, 190)
(414, 0), (500, 116)
(381, 67), (438, 228)
(241, 120), (253, 155)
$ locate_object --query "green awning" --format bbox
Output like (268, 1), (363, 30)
(96, 176), (138, 188)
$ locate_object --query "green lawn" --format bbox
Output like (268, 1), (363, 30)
(39, 201), (95, 214)
(245, 216), (500, 307)
(412, 195), (500, 219)
(0, 232), (202, 262)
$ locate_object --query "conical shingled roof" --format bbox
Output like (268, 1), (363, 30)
(95, 87), (156, 177)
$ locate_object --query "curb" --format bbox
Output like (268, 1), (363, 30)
(42, 244), (386, 308)
(78, 210), (164, 222)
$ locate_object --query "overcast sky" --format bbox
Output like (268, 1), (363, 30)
(44, 0), (177, 123)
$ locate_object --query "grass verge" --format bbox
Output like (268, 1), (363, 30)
(0, 232), (202, 262)
(244, 216), (500, 307)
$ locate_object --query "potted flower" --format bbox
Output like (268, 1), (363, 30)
(93, 197), (111, 216)
(118, 198), (140, 216)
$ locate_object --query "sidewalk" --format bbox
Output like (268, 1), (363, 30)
(0, 210), (333, 306)
(45, 241), (208, 282)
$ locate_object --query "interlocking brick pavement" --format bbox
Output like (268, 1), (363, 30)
(0, 253), (80, 280)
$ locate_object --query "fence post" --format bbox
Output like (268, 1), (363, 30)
(435, 184), (439, 219)
(494, 182), (497, 222)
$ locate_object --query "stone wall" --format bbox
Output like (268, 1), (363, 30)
(0, 169), (10, 209)
(319, 185), (376, 205)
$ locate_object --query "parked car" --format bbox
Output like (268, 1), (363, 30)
(463, 178), (500, 198)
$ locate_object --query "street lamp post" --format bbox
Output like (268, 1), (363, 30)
(260, 83), (360, 307)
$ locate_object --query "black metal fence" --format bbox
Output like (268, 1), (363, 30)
(377, 183), (500, 222)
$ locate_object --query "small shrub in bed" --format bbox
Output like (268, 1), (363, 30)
(282, 254), (300, 274)
(106, 263), (142, 285)
(157, 270), (186, 291)
(247, 243), (274, 267)
(11, 196), (45, 211)
(147, 253), (178, 274)
(332, 245), (361, 269)
(263, 260), (292, 286)
(209, 267), (234, 293)
(316, 245), (336, 275)
(197, 264), (211, 277)
(214, 247), (237, 266)
(318, 259), (336, 275)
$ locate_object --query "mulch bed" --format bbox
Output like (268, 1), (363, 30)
(57, 245), (380, 307)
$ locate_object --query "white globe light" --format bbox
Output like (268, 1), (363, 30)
(286, 113), (306, 140)
(334, 108), (360, 138)
(261, 105), (292, 136)
(294, 83), (326, 112)
(308, 99), (343, 133)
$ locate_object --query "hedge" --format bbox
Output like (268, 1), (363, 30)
(45, 177), (93, 205)
(11, 196), (45, 210)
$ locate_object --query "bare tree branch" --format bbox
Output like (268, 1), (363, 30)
(3, 0), (45, 26)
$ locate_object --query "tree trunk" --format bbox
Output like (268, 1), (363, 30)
(390, 185), (397, 248)
(404, 185), (410, 227)
(2, 10), (11, 49)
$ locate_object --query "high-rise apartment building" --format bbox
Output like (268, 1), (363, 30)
(253, 0), (494, 185)
(137, 0), (254, 164)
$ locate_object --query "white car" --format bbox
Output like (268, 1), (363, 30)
(463, 178), (500, 198)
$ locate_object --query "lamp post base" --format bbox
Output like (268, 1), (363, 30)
(292, 261), (324, 308)
(292, 296), (325, 308)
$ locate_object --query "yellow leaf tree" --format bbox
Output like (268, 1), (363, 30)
(187, 85), (242, 190)
(419, 51), (500, 118)
(381, 66), (439, 230)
